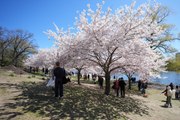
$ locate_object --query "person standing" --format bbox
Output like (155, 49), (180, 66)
(42, 68), (45, 73)
(98, 76), (104, 89)
(53, 61), (66, 99)
(141, 80), (148, 95)
(138, 80), (142, 91)
(87, 74), (90, 80)
(45, 68), (49, 75)
(169, 82), (174, 90)
(113, 79), (120, 97)
(119, 78), (126, 98)
(175, 85), (179, 99)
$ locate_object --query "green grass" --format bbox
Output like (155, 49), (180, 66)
(31, 72), (45, 76)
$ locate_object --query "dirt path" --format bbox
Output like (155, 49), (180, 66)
(75, 82), (180, 120)
(126, 89), (180, 120)
(0, 69), (45, 120)
(0, 80), (22, 119)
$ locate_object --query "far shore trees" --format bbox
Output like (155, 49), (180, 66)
(0, 27), (37, 67)
(166, 53), (180, 72)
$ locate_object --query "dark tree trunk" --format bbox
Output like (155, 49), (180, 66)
(104, 72), (110, 95)
(0, 53), (4, 66)
(77, 69), (81, 85)
(0, 48), (5, 66)
(128, 76), (132, 90)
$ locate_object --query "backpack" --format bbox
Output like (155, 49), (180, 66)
(63, 77), (71, 84)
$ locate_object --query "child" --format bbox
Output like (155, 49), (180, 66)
(161, 85), (168, 97)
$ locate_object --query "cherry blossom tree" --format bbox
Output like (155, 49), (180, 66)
(74, 1), (167, 94)
(43, 1), (172, 95)
(46, 25), (100, 84)
(117, 40), (166, 89)
(25, 47), (62, 69)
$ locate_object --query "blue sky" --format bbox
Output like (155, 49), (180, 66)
(0, 0), (180, 52)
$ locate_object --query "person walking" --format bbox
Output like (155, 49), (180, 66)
(166, 86), (173, 108)
(113, 79), (120, 97)
(119, 77), (126, 98)
(161, 85), (168, 105)
(53, 61), (66, 99)
(141, 80), (148, 95)
(138, 80), (142, 91)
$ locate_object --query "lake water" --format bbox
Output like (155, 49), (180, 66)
(151, 71), (180, 85)
(112, 71), (180, 85)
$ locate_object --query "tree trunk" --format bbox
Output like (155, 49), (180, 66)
(77, 69), (81, 85)
(128, 76), (132, 90)
(104, 72), (110, 95)
(0, 53), (4, 66)
(0, 49), (5, 66)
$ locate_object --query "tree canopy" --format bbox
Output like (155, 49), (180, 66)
(0, 27), (37, 67)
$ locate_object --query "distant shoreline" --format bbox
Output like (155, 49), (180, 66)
(148, 82), (166, 90)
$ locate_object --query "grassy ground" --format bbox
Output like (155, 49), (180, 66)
(0, 69), (180, 120)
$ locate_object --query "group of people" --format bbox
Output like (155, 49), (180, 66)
(83, 74), (97, 82)
(27, 66), (49, 75)
(42, 68), (49, 75)
(112, 78), (126, 97)
(161, 82), (180, 108)
(28, 66), (39, 73)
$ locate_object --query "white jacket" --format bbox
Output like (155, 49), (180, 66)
(167, 86), (173, 97)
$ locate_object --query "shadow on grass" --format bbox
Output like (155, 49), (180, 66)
(0, 111), (22, 120)
(0, 83), (23, 120)
(1, 82), (149, 120)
